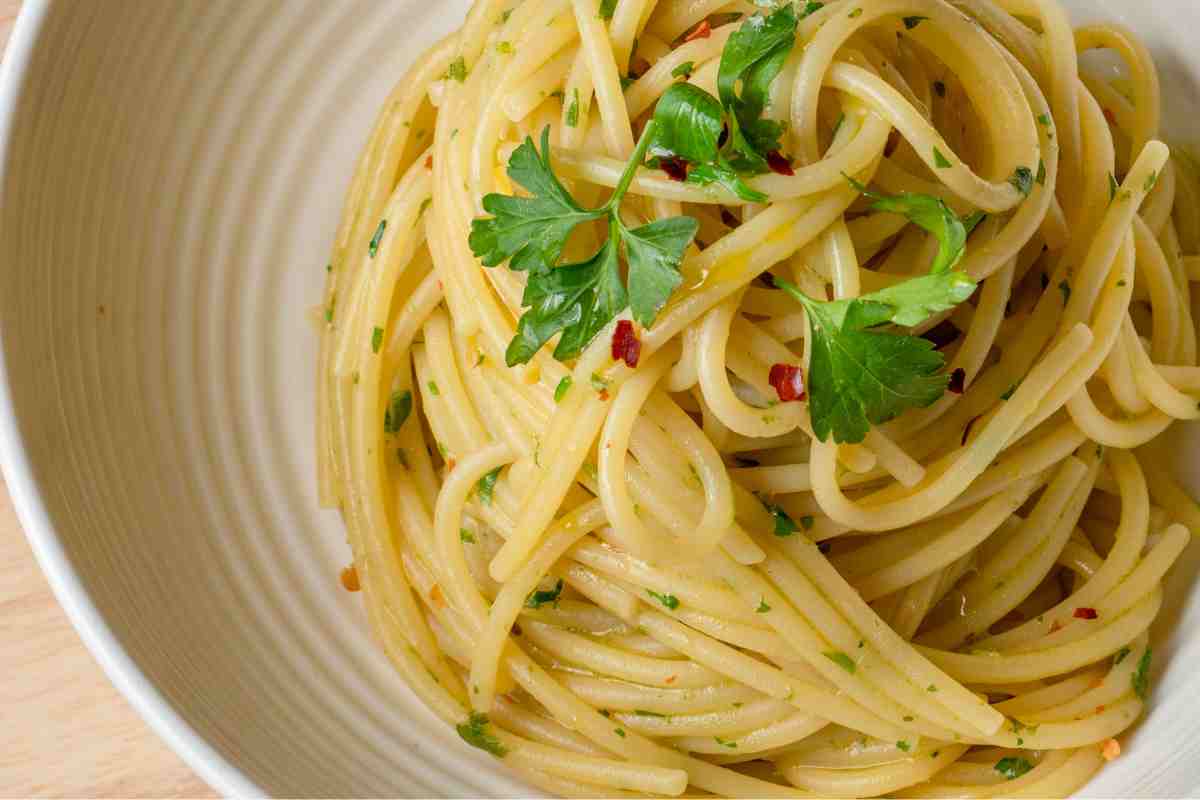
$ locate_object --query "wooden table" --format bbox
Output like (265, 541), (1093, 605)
(0, 3), (214, 795)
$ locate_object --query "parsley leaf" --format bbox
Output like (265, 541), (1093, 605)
(647, 589), (680, 609)
(772, 182), (977, 443)
(471, 122), (698, 365)
(847, 177), (972, 274)
(598, 0), (617, 21)
(469, 128), (604, 273)
(718, 3), (797, 169)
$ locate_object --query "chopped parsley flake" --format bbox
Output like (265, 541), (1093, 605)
(897, 740), (911, 751)
(1114, 646), (1131, 665)
(671, 61), (695, 79)
(460, 528), (476, 543)
(757, 599), (771, 613)
(476, 466), (502, 505)
(647, 589), (680, 609)
(848, 8), (862, 18)
(427, 380), (440, 396)
(902, 16), (927, 29)
(566, 89), (580, 127)
(496, 41), (514, 54)
(1058, 279), (1071, 305)
(824, 651), (856, 674)
(1036, 159), (1046, 186)
(590, 372), (610, 393)
(384, 390), (413, 434)
(456, 712), (508, 757)
(714, 736), (737, 748)
(371, 327), (384, 354)
(555, 375), (573, 402)
(1132, 647), (1152, 699)
(525, 578), (564, 608)
(447, 57), (468, 82)
(369, 219), (387, 257)
(614, 727), (626, 737)
(995, 756), (1033, 780)
(1010, 166), (1034, 197)
(599, 0), (617, 20)
(933, 146), (952, 169)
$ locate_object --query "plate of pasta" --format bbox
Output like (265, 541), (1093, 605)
(5, 0), (1200, 797)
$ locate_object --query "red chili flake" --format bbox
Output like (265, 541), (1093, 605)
(766, 150), (795, 176)
(424, 154), (433, 169)
(1073, 607), (1098, 619)
(961, 415), (980, 446)
(720, 208), (740, 228)
(947, 367), (966, 394)
(1103, 107), (1117, 125)
(683, 19), (712, 42)
(611, 320), (642, 367)
(659, 156), (689, 182)
(769, 363), (806, 403)
(339, 565), (361, 592)
(664, 674), (677, 684)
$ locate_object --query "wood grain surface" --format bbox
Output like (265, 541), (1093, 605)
(0, 3), (214, 796)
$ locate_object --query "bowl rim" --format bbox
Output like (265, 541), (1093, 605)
(0, 3), (260, 796)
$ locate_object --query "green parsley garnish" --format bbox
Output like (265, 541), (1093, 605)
(457, 712), (507, 757)
(476, 466), (502, 505)
(1114, 646), (1132, 665)
(525, 578), (564, 608)
(384, 390), (413, 434)
(496, 41), (514, 54)
(902, 16), (927, 29)
(369, 219), (387, 257)
(1109, 172), (1120, 202)
(824, 651), (856, 673)
(848, 8), (862, 18)
(714, 736), (738, 749)
(800, 1), (824, 15)
(772, 179), (977, 443)
(671, 61), (695, 79)
(831, 112), (846, 139)
(757, 598), (771, 613)
(647, 589), (680, 609)
(1058, 279), (1071, 305)
(468, 123), (698, 365)
(1037, 112), (1052, 126)
(590, 372), (610, 394)
(446, 57), (468, 82)
(933, 146), (952, 169)
(614, 727), (626, 737)
(1145, 171), (1159, 192)
(1132, 646), (1152, 699)
(371, 327), (384, 354)
(648, 3), (801, 202)
(427, 380), (440, 396)
(598, 0), (617, 21)
(994, 756), (1033, 780)
(566, 89), (580, 127)
(1036, 159), (1046, 186)
(460, 528), (476, 543)
(554, 375), (573, 402)
(897, 740), (912, 751)
(634, 709), (665, 717)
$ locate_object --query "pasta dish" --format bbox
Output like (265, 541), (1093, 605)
(316, 0), (1199, 795)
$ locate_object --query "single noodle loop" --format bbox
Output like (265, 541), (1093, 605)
(317, 0), (1200, 796)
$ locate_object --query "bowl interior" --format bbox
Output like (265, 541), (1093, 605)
(2, 0), (1200, 796)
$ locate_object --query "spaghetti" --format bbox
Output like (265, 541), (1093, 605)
(316, 0), (1198, 795)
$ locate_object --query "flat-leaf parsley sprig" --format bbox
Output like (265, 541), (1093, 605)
(775, 180), (980, 443)
(648, 2), (815, 201)
(469, 121), (699, 366)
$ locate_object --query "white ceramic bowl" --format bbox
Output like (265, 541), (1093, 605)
(3, 1), (1200, 796)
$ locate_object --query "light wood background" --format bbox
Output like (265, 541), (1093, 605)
(0, 2), (214, 796)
